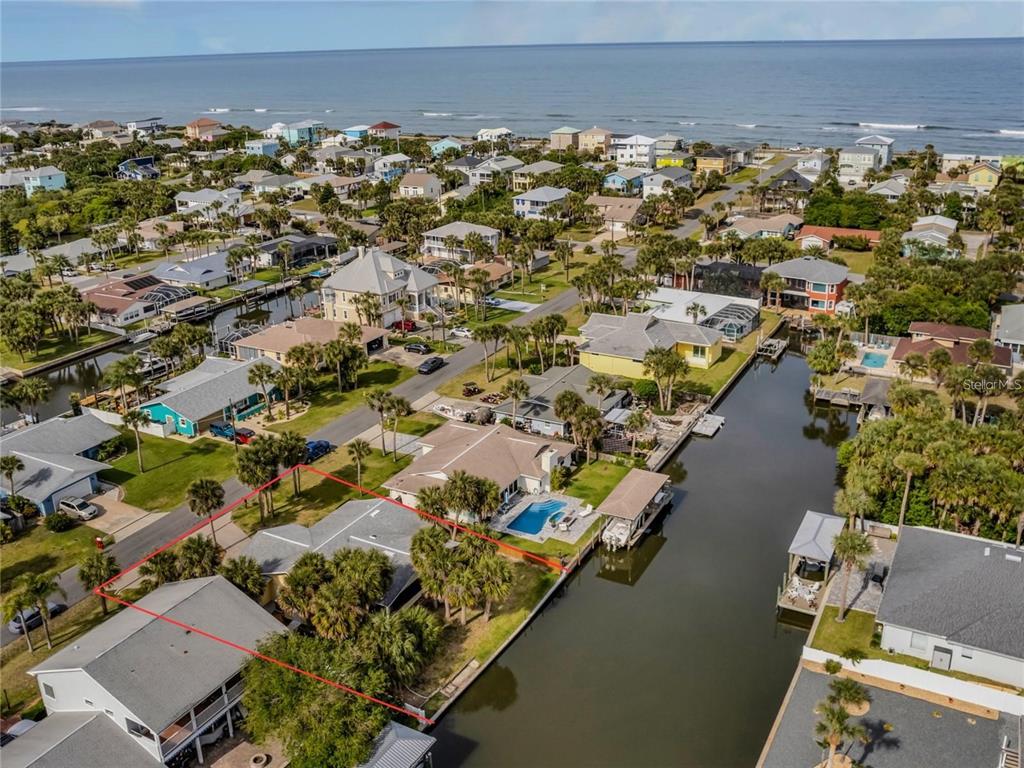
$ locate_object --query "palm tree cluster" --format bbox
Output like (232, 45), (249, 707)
(146, 322), (212, 375)
(411, 523), (513, 626)
(416, 470), (502, 529)
(0, 278), (97, 362)
(235, 432), (308, 526)
(0, 376), (52, 424)
(642, 347), (690, 412)
(137, 535), (223, 590)
(2, 572), (68, 651)
(552, 389), (605, 462)
(365, 389), (412, 460)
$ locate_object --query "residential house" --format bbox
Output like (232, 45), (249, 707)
(320, 248), (438, 327)
(140, 356), (281, 437)
(578, 126), (614, 155)
(0, 414), (118, 515)
(867, 177), (907, 202)
(382, 422), (575, 508)
(125, 117), (164, 136)
(654, 133), (684, 156)
(892, 322), (1012, 373)
(232, 317), (388, 361)
(855, 134), (895, 166)
(444, 154), (484, 180)
(549, 126), (581, 150)
(610, 134), (657, 168)
(233, 168), (273, 187)
(764, 169), (813, 208)
(475, 127), (515, 143)
(469, 155), (524, 186)
(40, 236), (108, 268)
(876, 527), (1024, 688)
(430, 136), (469, 157)
(941, 152), (980, 173)
(22, 577), (282, 766)
(154, 137), (184, 151)
(966, 161), (1001, 192)
(721, 213), (802, 241)
(578, 312), (724, 374)
(513, 185), (570, 219)
(429, 259), (512, 305)
(82, 119), (121, 139)
(83, 274), (188, 327)
(656, 151), (692, 168)
(254, 233), (337, 268)
(368, 121), (401, 140)
(492, 365), (630, 437)
(927, 179), (979, 201)
(902, 214), (960, 258)
(584, 194), (644, 235)
(244, 138), (279, 157)
(251, 173), (300, 195)
(116, 156), (160, 181)
(794, 225), (882, 251)
(838, 146), (881, 185)
(135, 217), (184, 250)
(372, 152), (411, 181)
(994, 304), (1024, 366)
(398, 172), (442, 200)
(694, 146), (736, 176)
(681, 260), (765, 296)
(642, 167), (692, 199)
(185, 117), (223, 142)
(422, 221), (501, 261)
(644, 286), (762, 341)
(603, 167), (646, 194)
(512, 160), (563, 191)
(764, 255), (849, 314)
(280, 119), (325, 145)
(20, 166), (66, 196)
(343, 125), (370, 140)
(242, 498), (427, 609)
(153, 251), (233, 290)
(796, 150), (831, 180)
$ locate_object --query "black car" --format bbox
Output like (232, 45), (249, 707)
(404, 342), (431, 355)
(417, 356), (444, 375)
(305, 440), (334, 462)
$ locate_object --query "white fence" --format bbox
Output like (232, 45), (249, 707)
(83, 407), (174, 438)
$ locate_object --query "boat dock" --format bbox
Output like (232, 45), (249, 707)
(755, 336), (788, 362)
(692, 413), (725, 437)
(811, 387), (862, 407)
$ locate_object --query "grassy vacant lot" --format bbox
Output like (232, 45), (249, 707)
(456, 306), (522, 332)
(394, 411), (446, 436)
(0, 329), (118, 371)
(99, 434), (237, 511)
(836, 248), (875, 275)
(725, 166), (761, 183)
(1, 521), (100, 595)
(233, 448), (411, 532)
(266, 362), (413, 435)
(416, 560), (559, 716)
(492, 251), (598, 303)
(434, 356), (525, 399)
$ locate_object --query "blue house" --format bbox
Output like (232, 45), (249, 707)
(245, 138), (280, 157)
(22, 166), (67, 197)
(0, 414), (119, 515)
(281, 120), (325, 146)
(140, 357), (282, 437)
(603, 167), (646, 195)
(513, 186), (570, 220)
(430, 136), (468, 158)
(343, 124), (370, 140)
(116, 156), (160, 180)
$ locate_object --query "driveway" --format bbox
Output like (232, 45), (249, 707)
(86, 486), (155, 537)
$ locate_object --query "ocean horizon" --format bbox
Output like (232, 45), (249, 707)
(3, 37), (1022, 153)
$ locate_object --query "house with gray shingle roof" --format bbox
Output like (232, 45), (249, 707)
(512, 159), (564, 191)
(578, 312), (725, 372)
(876, 527), (1024, 687)
(26, 577), (283, 767)
(513, 185), (570, 219)
(152, 251), (233, 289)
(422, 221), (500, 262)
(320, 247), (438, 327)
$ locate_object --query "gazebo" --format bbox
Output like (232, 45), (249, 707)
(777, 510), (846, 615)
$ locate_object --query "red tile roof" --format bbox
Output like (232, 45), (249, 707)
(908, 322), (989, 342)
(892, 338), (1011, 370)
(370, 121), (400, 130)
(795, 225), (882, 246)
(187, 117), (221, 128)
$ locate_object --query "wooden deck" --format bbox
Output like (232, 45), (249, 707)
(811, 386), (863, 407)
(755, 337), (788, 362)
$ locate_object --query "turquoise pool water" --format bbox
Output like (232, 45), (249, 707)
(861, 352), (888, 368)
(506, 499), (567, 535)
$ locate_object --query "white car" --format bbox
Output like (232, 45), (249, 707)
(483, 297), (501, 307)
(58, 496), (99, 521)
(450, 327), (473, 339)
(61, 268), (78, 278)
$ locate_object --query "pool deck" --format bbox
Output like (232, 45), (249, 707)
(490, 492), (593, 545)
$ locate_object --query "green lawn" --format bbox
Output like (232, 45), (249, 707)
(0, 329), (118, 371)
(434, 356), (521, 399)
(265, 362), (413, 435)
(99, 434), (237, 511)
(1, 521), (101, 595)
(394, 411), (446, 436)
(836, 248), (876, 275)
(491, 252), (598, 303)
(685, 310), (783, 396)
(252, 267), (283, 283)
(725, 166), (761, 183)
(233, 448), (411, 532)
(561, 302), (588, 335)
(289, 198), (320, 213)
(457, 306), (522, 331)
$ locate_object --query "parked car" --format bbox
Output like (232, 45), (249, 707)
(233, 427), (256, 445)
(7, 601), (67, 634)
(305, 440), (334, 462)
(484, 297), (501, 307)
(58, 496), (99, 521)
(404, 342), (431, 355)
(417, 356), (444, 375)
(451, 327), (473, 339)
(391, 319), (416, 332)
(61, 268), (78, 278)
(209, 420), (236, 440)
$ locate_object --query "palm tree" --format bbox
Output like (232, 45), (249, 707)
(898, 352), (927, 382)
(15, 377), (52, 421)
(893, 452), (928, 531)
(827, 677), (871, 714)
(347, 438), (372, 490)
(554, 390), (585, 444)
(178, 534), (222, 579)
(685, 301), (708, 325)
(586, 373), (614, 405)
(475, 552), (512, 622)
(219, 556), (265, 600)
(357, 608), (440, 690)
(276, 431), (309, 494)
(273, 367), (298, 420)
(501, 377), (531, 429)
(279, 551), (328, 621)
(445, 565), (479, 626)
(814, 701), (867, 768)
(574, 406), (605, 463)
(121, 409), (149, 473)
(624, 409), (651, 456)
(17, 573), (67, 649)
(0, 454), (24, 496)
(311, 578), (364, 641)
(187, 478), (225, 547)
(833, 529), (874, 622)
(365, 388), (392, 454)
(385, 395), (412, 460)
(247, 362), (277, 419)
(2, 585), (38, 652)
(139, 550), (179, 588)
(78, 551), (119, 615)
(411, 526), (453, 620)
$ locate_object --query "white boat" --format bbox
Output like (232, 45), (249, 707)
(129, 330), (157, 343)
(433, 402), (471, 421)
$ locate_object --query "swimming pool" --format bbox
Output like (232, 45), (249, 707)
(861, 352), (888, 368)
(506, 499), (567, 535)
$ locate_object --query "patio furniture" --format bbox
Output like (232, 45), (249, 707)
(557, 515), (576, 531)
(579, 503), (594, 518)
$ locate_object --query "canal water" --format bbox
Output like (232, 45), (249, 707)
(2, 292), (317, 424)
(431, 350), (856, 768)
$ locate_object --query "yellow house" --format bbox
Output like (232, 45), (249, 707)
(695, 154), (736, 176)
(577, 312), (724, 378)
(966, 162), (1000, 191)
(656, 152), (692, 168)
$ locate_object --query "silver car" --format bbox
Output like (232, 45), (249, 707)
(58, 496), (99, 521)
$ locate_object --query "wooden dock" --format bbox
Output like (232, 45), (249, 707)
(811, 387), (862, 407)
(755, 336), (788, 362)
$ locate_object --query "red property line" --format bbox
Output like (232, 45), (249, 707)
(95, 462), (567, 726)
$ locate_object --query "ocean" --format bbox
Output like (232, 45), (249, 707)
(2, 38), (1023, 153)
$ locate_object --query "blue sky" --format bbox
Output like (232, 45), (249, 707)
(2, 1), (1022, 62)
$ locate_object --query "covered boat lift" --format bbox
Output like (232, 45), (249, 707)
(599, 468), (673, 550)
(776, 510), (846, 615)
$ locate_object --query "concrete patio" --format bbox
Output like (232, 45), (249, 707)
(490, 491), (594, 545)
(826, 530), (897, 614)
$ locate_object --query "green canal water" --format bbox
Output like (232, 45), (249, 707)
(431, 351), (857, 767)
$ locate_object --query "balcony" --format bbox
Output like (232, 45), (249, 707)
(158, 681), (245, 757)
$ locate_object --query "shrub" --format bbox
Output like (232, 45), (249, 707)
(45, 511), (75, 533)
(96, 435), (126, 462)
(550, 465), (569, 491)
(0, 523), (13, 544)
(631, 379), (659, 405)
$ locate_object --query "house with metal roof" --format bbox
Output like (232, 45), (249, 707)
(855, 133), (895, 165)
(422, 221), (501, 261)
(320, 247), (438, 327)
(867, 176), (908, 202)
(241, 498), (428, 609)
(644, 286), (762, 341)
(642, 166), (692, 199)
(139, 356), (281, 437)
(876, 527), (1024, 687)
(603, 166), (647, 195)
(0, 414), (118, 515)
(578, 312), (724, 376)
(468, 155), (525, 186)
(513, 185), (570, 219)
(22, 577), (283, 767)
(430, 136), (470, 157)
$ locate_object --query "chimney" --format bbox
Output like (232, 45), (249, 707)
(540, 448), (558, 474)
